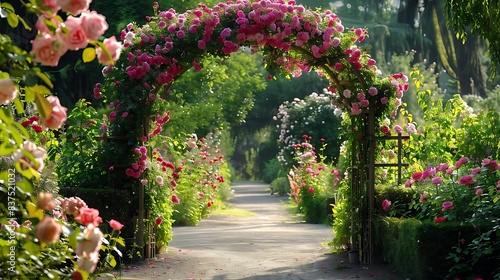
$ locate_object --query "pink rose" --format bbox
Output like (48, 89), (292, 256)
(81, 11), (108, 41)
(57, 0), (91, 16)
(458, 174), (474, 185)
(109, 219), (124, 231)
(35, 216), (62, 244)
(96, 36), (122, 66)
(75, 207), (101, 226)
(431, 177), (443, 185)
(419, 193), (427, 203)
(30, 34), (68, 66)
(411, 172), (423, 181)
(380, 125), (390, 136)
(381, 199), (391, 212)
(155, 217), (163, 225)
(171, 195), (180, 204)
(0, 78), (18, 105)
(454, 156), (469, 169)
(442, 201), (453, 211)
(393, 125), (404, 134)
(61, 16), (88, 50)
(40, 96), (68, 129)
(475, 188), (483, 196)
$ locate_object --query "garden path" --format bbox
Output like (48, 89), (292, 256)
(114, 182), (404, 280)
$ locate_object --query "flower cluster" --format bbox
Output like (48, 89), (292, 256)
(30, 0), (121, 66)
(382, 156), (500, 224)
(274, 91), (341, 166)
(331, 72), (409, 118)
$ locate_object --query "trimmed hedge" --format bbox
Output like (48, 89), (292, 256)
(374, 217), (498, 279)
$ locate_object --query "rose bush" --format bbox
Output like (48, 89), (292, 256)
(1, 0), (122, 279)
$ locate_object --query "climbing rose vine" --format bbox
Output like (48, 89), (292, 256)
(98, 0), (408, 130)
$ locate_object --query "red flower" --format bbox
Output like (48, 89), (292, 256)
(109, 219), (124, 231)
(381, 199), (391, 212)
(434, 217), (447, 223)
(155, 217), (163, 225)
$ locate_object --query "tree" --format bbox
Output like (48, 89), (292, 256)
(443, 0), (500, 75)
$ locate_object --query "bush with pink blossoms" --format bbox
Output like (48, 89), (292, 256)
(379, 157), (500, 279)
(287, 136), (336, 224)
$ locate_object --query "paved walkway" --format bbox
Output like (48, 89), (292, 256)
(116, 182), (404, 280)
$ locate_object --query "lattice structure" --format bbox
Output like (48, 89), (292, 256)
(352, 107), (409, 264)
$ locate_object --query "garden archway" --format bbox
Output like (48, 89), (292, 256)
(96, 0), (409, 264)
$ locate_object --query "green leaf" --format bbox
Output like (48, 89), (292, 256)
(82, 48), (96, 63)
(34, 93), (52, 119)
(23, 241), (40, 255)
(109, 255), (117, 268)
(7, 12), (18, 28)
(35, 71), (54, 88)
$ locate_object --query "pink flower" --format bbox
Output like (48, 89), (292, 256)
(96, 36), (122, 66)
(475, 188), (483, 196)
(61, 16), (88, 50)
(156, 176), (164, 186)
(454, 157), (469, 169)
(458, 174), (474, 185)
(406, 123), (417, 134)
(404, 179), (413, 188)
(81, 10), (108, 41)
(431, 177), (443, 185)
(57, 0), (91, 16)
(393, 125), (404, 134)
(343, 89), (351, 98)
(442, 201), (453, 211)
(380, 97), (388, 104)
(31, 34), (68, 66)
(368, 87), (378, 96)
(419, 193), (427, 203)
(412, 172), (423, 181)
(155, 217), (163, 225)
(437, 163), (449, 172)
(0, 78), (18, 105)
(109, 111), (117, 121)
(40, 96), (68, 129)
(308, 187), (314, 194)
(109, 219), (124, 231)
(434, 217), (447, 223)
(171, 195), (180, 204)
(35, 216), (62, 244)
(75, 208), (101, 226)
(381, 199), (391, 212)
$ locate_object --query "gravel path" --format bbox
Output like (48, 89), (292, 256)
(115, 182), (404, 280)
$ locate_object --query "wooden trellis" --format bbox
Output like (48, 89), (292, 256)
(351, 107), (409, 264)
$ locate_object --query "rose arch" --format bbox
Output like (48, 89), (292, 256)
(96, 0), (409, 263)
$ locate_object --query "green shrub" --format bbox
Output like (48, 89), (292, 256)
(262, 158), (282, 183)
(374, 217), (498, 279)
(269, 176), (289, 196)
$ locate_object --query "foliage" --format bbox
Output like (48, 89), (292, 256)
(169, 130), (231, 226)
(287, 136), (335, 223)
(269, 176), (289, 196)
(262, 157), (282, 183)
(443, 0), (500, 74)
(0, 1), (124, 279)
(56, 100), (105, 188)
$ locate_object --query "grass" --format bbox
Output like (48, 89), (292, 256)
(210, 204), (256, 217)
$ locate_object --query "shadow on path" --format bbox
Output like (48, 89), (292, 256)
(115, 181), (404, 280)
